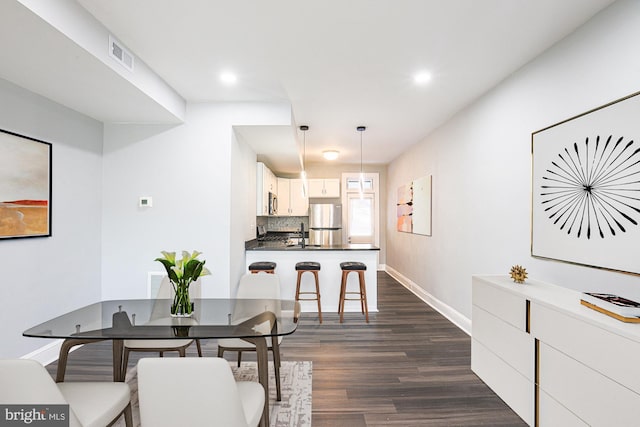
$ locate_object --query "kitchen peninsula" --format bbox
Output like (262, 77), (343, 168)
(245, 240), (379, 314)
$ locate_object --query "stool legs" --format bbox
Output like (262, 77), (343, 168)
(339, 269), (369, 323)
(295, 270), (322, 323)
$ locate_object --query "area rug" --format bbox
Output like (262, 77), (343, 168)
(113, 360), (312, 427)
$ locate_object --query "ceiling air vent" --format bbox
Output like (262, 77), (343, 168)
(109, 35), (134, 72)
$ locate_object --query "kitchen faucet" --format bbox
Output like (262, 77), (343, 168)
(300, 222), (306, 248)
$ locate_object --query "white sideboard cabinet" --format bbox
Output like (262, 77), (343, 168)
(472, 275), (640, 426)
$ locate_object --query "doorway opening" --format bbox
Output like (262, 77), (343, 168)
(342, 173), (379, 247)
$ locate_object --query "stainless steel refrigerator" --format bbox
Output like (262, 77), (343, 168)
(309, 204), (342, 246)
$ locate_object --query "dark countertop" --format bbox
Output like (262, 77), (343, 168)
(245, 240), (379, 251)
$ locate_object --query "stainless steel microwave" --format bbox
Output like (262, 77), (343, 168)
(268, 192), (278, 215)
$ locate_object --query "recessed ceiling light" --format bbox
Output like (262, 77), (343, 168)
(413, 71), (432, 85)
(322, 150), (339, 160)
(220, 72), (237, 85)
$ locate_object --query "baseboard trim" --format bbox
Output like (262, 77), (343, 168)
(385, 266), (471, 336)
(21, 339), (81, 365)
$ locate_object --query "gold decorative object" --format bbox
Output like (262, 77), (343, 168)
(510, 265), (528, 284)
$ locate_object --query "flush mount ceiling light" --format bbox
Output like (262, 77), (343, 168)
(322, 150), (339, 161)
(413, 71), (432, 85)
(220, 72), (237, 85)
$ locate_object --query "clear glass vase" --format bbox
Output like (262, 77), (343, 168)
(171, 285), (194, 317)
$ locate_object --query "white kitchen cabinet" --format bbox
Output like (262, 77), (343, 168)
(256, 162), (277, 216)
(472, 275), (640, 426)
(289, 179), (309, 215)
(308, 178), (340, 198)
(277, 178), (309, 216)
(276, 177), (289, 215)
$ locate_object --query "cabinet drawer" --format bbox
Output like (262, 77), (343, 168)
(539, 390), (588, 427)
(539, 342), (640, 426)
(472, 305), (534, 379)
(471, 339), (532, 425)
(531, 302), (640, 394)
(472, 277), (527, 330)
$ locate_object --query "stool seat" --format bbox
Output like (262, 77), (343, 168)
(340, 261), (366, 271)
(248, 261), (276, 274)
(296, 261), (321, 271)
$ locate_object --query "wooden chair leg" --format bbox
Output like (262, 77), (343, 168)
(297, 270), (323, 323)
(121, 348), (131, 379)
(217, 346), (224, 358)
(339, 270), (348, 323)
(295, 271), (302, 301)
(358, 271), (365, 314)
(237, 351), (242, 367)
(313, 271), (323, 323)
(196, 339), (203, 357)
(122, 402), (133, 427)
(359, 270), (369, 323)
(272, 343), (282, 402)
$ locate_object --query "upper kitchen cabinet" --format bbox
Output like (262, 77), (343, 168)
(257, 162), (277, 215)
(277, 178), (309, 216)
(308, 178), (340, 198)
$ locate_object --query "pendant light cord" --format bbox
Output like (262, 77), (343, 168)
(360, 130), (363, 174)
(357, 126), (366, 198)
(300, 125), (309, 197)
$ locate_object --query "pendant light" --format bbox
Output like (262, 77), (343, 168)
(357, 126), (366, 198)
(300, 125), (309, 197)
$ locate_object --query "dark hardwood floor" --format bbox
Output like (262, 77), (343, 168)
(45, 272), (526, 426)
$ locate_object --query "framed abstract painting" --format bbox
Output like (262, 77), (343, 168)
(531, 91), (640, 275)
(397, 175), (432, 236)
(0, 129), (52, 239)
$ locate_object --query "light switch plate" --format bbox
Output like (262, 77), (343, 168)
(139, 196), (152, 207)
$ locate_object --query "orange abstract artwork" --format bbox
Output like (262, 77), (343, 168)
(0, 130), (51, 239)
(396, 183), (413, 233)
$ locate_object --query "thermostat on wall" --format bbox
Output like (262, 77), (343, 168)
(139, 196), (152, 207)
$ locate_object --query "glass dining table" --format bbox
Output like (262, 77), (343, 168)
(23, 298), (301, 427)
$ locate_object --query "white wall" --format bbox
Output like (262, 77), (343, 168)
(0, 78), (103, 358)
(230, 128), (258, 292)
(102, 102), (291, 300)
(386, 0), (640, 323)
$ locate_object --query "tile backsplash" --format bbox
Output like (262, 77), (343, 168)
(264, 216), (309, 231)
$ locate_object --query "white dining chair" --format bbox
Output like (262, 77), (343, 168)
(137, 357), (264, 427)
(121, 277), (202, 377)
(0, 359), (132, 427)
(217, 273), (283, 401)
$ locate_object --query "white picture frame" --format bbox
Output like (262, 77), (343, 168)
(531, 91), (640, 275)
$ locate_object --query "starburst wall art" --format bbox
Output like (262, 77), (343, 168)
(532, 91), (640, 275)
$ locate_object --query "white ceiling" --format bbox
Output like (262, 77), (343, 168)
(0, 0), (616, 173)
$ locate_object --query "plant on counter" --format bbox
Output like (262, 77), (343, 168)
(155, 250), (211, 316)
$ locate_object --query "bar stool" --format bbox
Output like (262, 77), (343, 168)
(248, 261), (276, 274)
(338, 261), (369, 323)
(295, 261), (322, 323)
